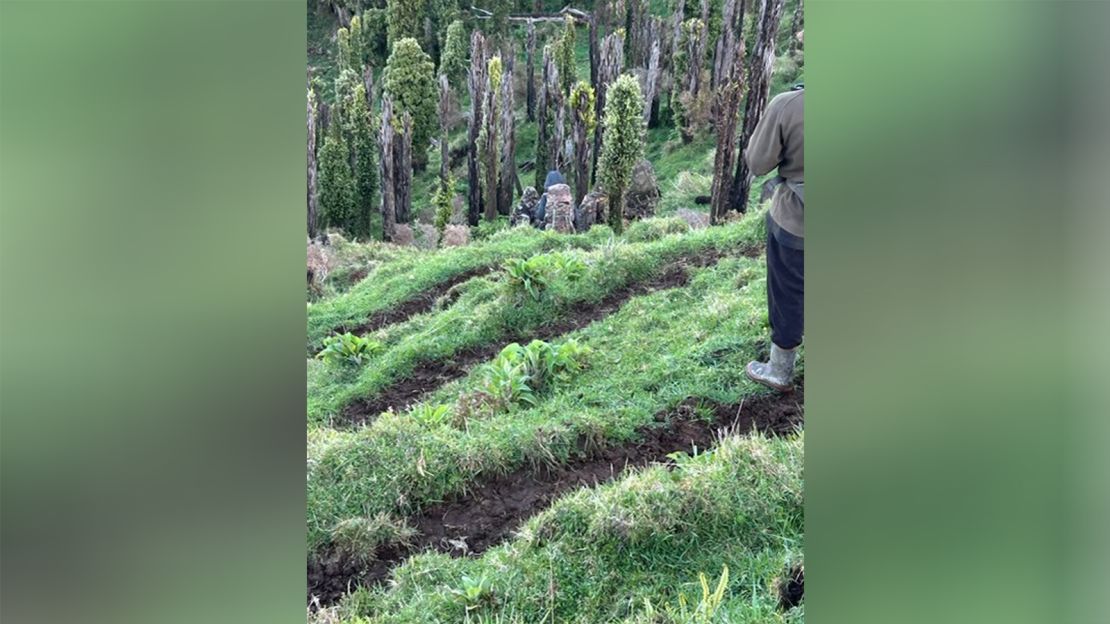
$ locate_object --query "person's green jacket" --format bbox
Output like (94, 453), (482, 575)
(746, 88), (804, 245)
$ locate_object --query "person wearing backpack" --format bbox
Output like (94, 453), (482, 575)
(745, 85), (804, 392)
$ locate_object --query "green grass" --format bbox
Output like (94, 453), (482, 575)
(307, 214), (765, 423)
(307, 216), (779, 559)
(327, 432), (803, 623)
(308, 225), (618, 351)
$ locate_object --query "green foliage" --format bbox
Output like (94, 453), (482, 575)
(347, 16), (365, 71)
(450, 574), (493, 612)
(328, 513), (415, 565)
(569, 80), (597, 133)
(407, 403), (453, 427)
(480, 339), (592, 411)
(502, 252), (586, 301)
(481, 0), (512, 41)
(432, 171), (456, 237)
(386, 0), (426, 49)
(359, 8), (389, 67)
(439, 20), (468, 90)
(598, 74), (647, 233)
(316, 332), (382, 367)
(555, 16), (578, 95)
(384, 38), (437, 170)
(318, 121), (358, 234)
(651, 565), (731, 624)
(337, 26), (353, 72)
(426, 0), (460, 64)
(347, 83), (378, 239)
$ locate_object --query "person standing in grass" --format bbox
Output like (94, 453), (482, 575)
(745, 85), (804, 392)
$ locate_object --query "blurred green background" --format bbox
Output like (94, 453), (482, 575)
(2, 0), (1108, 623)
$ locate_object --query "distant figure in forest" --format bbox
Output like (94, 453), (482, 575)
(745, 86), (804, 392)
(533, 170), (567, 229)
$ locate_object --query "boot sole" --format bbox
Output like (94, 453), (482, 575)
(745, 364), (795, 393)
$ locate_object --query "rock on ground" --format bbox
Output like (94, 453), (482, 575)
(441, 224), (471, 247)
(675, 208), (710, 229)
(392, 224), (415, 247)
(512, 186), (539, 227)
(577, 190), (609, 231)
(624, 159), (660, 220)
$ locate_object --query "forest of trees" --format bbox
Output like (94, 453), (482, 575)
(308, 0), (802, 242)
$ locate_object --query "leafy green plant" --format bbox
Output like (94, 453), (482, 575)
(316, 332), (382, 366)
(450, 574), (494, 612)
(408, 403), (452, 427)
(503, 258), (550, 301)
(478, 339), (592, 412)
(644, 565), (730, 623)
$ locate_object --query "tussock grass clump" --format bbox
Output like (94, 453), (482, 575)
(333, 433), (803, 623)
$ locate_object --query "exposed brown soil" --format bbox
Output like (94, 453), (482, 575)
(338, 247), (754, 427)
(339, 266), (495, 337)
(308, 386), (803, 605)
(778, 563), (805, 610)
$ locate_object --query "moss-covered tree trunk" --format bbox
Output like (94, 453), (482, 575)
(789, 0), (803, 53)
(397, 111), (413, 224)
(438, 73), (450, 187)
(307, 86), (319, 239)
(591, 31), (624, 185)
(497, 53), (517, 216)
(642, 39), (660, 126)
(730, 0), (785, 213)
(466, 31), (488, 226)
(570, 83), (595, 206)
(379, 97), (397, 241)
(712, 0), (743, 94)
(482, 57), (501, 222)
(525, 21), (537, 122)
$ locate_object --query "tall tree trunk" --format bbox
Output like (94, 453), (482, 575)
(543, 49), (564, 179)
(588, 14), (600, 90)
(498, 54), (517, 215)
(711, 0), (742, 93)
(730, 0), (785, 213)
(642, 39), (661, 125)
(626, 0), (649, 68)
(592, 31), (624, 184)
(380, 97), (397, 241)
(438, 74), (451, 187)
(535, 46), (552, 190)
(482, 61), (500, 222)
(307, 88), (319, 239)
(525, 21), (537, 121)
(710, 11), (747, 224)
(571, 87), (592, 206)
(362, 65), (374, 106)
(466, 31), (488, 226)
(396, 112), (413, 224)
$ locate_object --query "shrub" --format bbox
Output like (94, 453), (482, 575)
(316, 332), (382, 366)
(317, 122), (357, 233)
(407, 403), (452, 427)
(502, 252), (586, 301)
(598, 74), (647, 234)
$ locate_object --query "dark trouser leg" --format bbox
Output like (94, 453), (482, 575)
(767, 225), (805, 350)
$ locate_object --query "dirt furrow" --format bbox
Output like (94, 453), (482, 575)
(315, 266), (496, 355)
(338, 248), (751, 427)
(308, 386), (802, 605)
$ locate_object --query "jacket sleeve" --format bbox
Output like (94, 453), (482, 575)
(744, 95), (785, 176)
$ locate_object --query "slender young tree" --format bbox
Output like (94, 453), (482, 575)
(384, 38), (437, 171)
(730, 0), (785, 212)
(386, 0), (427, 49)
(597, 75), (646, 234)
(555, 16), (578, 96)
